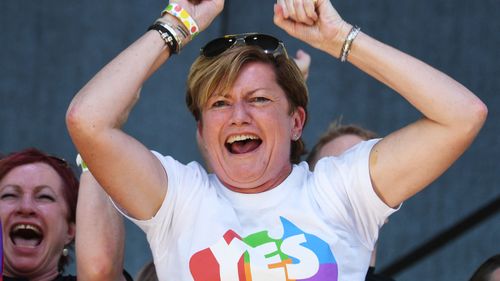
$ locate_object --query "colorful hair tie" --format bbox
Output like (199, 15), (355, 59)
(162, 3), (200, 37)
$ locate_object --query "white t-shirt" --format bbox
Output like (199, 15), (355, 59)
(121, 139), (397, 281)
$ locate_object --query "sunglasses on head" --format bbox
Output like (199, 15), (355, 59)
(200, 33), (288, 58)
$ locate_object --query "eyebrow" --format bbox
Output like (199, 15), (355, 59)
(34, 185), (57, 194)
(0, 184), (56, 193)
(0, 184), (21, 192)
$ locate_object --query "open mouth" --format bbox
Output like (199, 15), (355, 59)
(226, 134), (262, 154)
(10, 224), (43, 247)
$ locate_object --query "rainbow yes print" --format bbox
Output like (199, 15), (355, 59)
(190, 217), (338, 280)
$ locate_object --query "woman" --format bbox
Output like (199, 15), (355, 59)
(66, 0), (487, 280)
(0, 148), (130, 281)
(0, 148), (78, 280)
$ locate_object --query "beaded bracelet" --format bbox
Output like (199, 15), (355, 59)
(161, 3), (200, 37)
(148, 21), (179, 54)
(340, 25), (361, 62)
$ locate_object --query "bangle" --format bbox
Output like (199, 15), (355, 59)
(148, 21), (179, 54)
(339, 25), (361, 62)
(157, 19), (188, 51)
(76, 154), (89, 173)
(161, 3), (200, 38)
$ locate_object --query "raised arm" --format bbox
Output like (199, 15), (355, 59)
(76, 171), (127, 281)
(274, 0), (487, 208)
(66, 0), (224, 219)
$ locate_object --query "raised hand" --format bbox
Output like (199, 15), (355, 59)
(274, 0), (348, 56)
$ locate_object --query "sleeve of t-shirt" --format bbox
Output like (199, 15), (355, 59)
(114, 151), (209, 261)
(312, 138), (399, 250)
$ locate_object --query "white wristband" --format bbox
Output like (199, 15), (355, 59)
(76, 154), (89, 173)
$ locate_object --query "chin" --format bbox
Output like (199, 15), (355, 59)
(5, 258), (45, 276)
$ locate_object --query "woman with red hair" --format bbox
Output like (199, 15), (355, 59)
(0, 148), (130, 281)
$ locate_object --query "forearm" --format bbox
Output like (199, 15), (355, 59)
(67, 30), (169, 136)
(65, 1), (223, 219)
(341, 27), (486, 131)
(275, 0), (487, 207)
(342, 28), (487, 206)
(76, 172), (126, 281)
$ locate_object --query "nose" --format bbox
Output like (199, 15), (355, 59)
(16, 196), (37, 216)
(229, 101), (251, 126)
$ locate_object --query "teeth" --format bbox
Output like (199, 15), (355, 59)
(227, 134), (259, 144)
(13, 224), (41, 234)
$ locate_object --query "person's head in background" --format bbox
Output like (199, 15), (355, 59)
(306, 120), (377, 170)
(0, 148), (78, 279)
(135, 260), (159, 281)
(469, 254), (500, 281)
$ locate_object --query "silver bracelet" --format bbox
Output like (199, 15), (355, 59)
(154, 20), (183, 52)
(340, 25), (361, 62)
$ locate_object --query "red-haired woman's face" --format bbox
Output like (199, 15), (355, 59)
(0, 162), (76, 279)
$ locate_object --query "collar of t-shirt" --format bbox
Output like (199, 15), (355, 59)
(213, 162), (308, 210)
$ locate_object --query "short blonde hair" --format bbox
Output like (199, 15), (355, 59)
(186, 45), (309, 163)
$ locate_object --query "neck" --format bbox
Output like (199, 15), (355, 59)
(4, 270), (60, 281)
(222, 163), (292, 194)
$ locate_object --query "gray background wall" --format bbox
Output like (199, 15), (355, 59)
(1, 0), (499, 280)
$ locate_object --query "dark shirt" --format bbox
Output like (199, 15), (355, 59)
(366, 266), (396, 281)
(4, 275), (76, 281)
(4, 270), (133, 281)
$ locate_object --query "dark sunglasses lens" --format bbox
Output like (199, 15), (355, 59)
(245, 34), (280, 52)
(202, 37), (235, 57)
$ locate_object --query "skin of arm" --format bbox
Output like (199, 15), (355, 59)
(274, 0), (487, 208)
(65, 0), (224, 220)
(76, 171), (126, 281)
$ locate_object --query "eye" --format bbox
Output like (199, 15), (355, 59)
(0, 193), (17, 200)
(37, 194), (55, 202)
(211, 99), (229, 108)
(250, 96), (270, 103)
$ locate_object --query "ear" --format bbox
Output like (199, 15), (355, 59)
(196, 121), (203, 141)
(65, 222), (76, 244)
(291, 106), (306, 140)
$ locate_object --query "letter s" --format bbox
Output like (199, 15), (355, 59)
(280, 234), (319, 279)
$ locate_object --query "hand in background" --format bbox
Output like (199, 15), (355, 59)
(293, 49), (311, 81)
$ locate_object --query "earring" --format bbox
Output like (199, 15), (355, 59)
(62, 248), (69, 257)
(293, 134), (300, 141)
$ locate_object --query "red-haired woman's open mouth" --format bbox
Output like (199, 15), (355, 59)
(10, 223), (43, 247)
